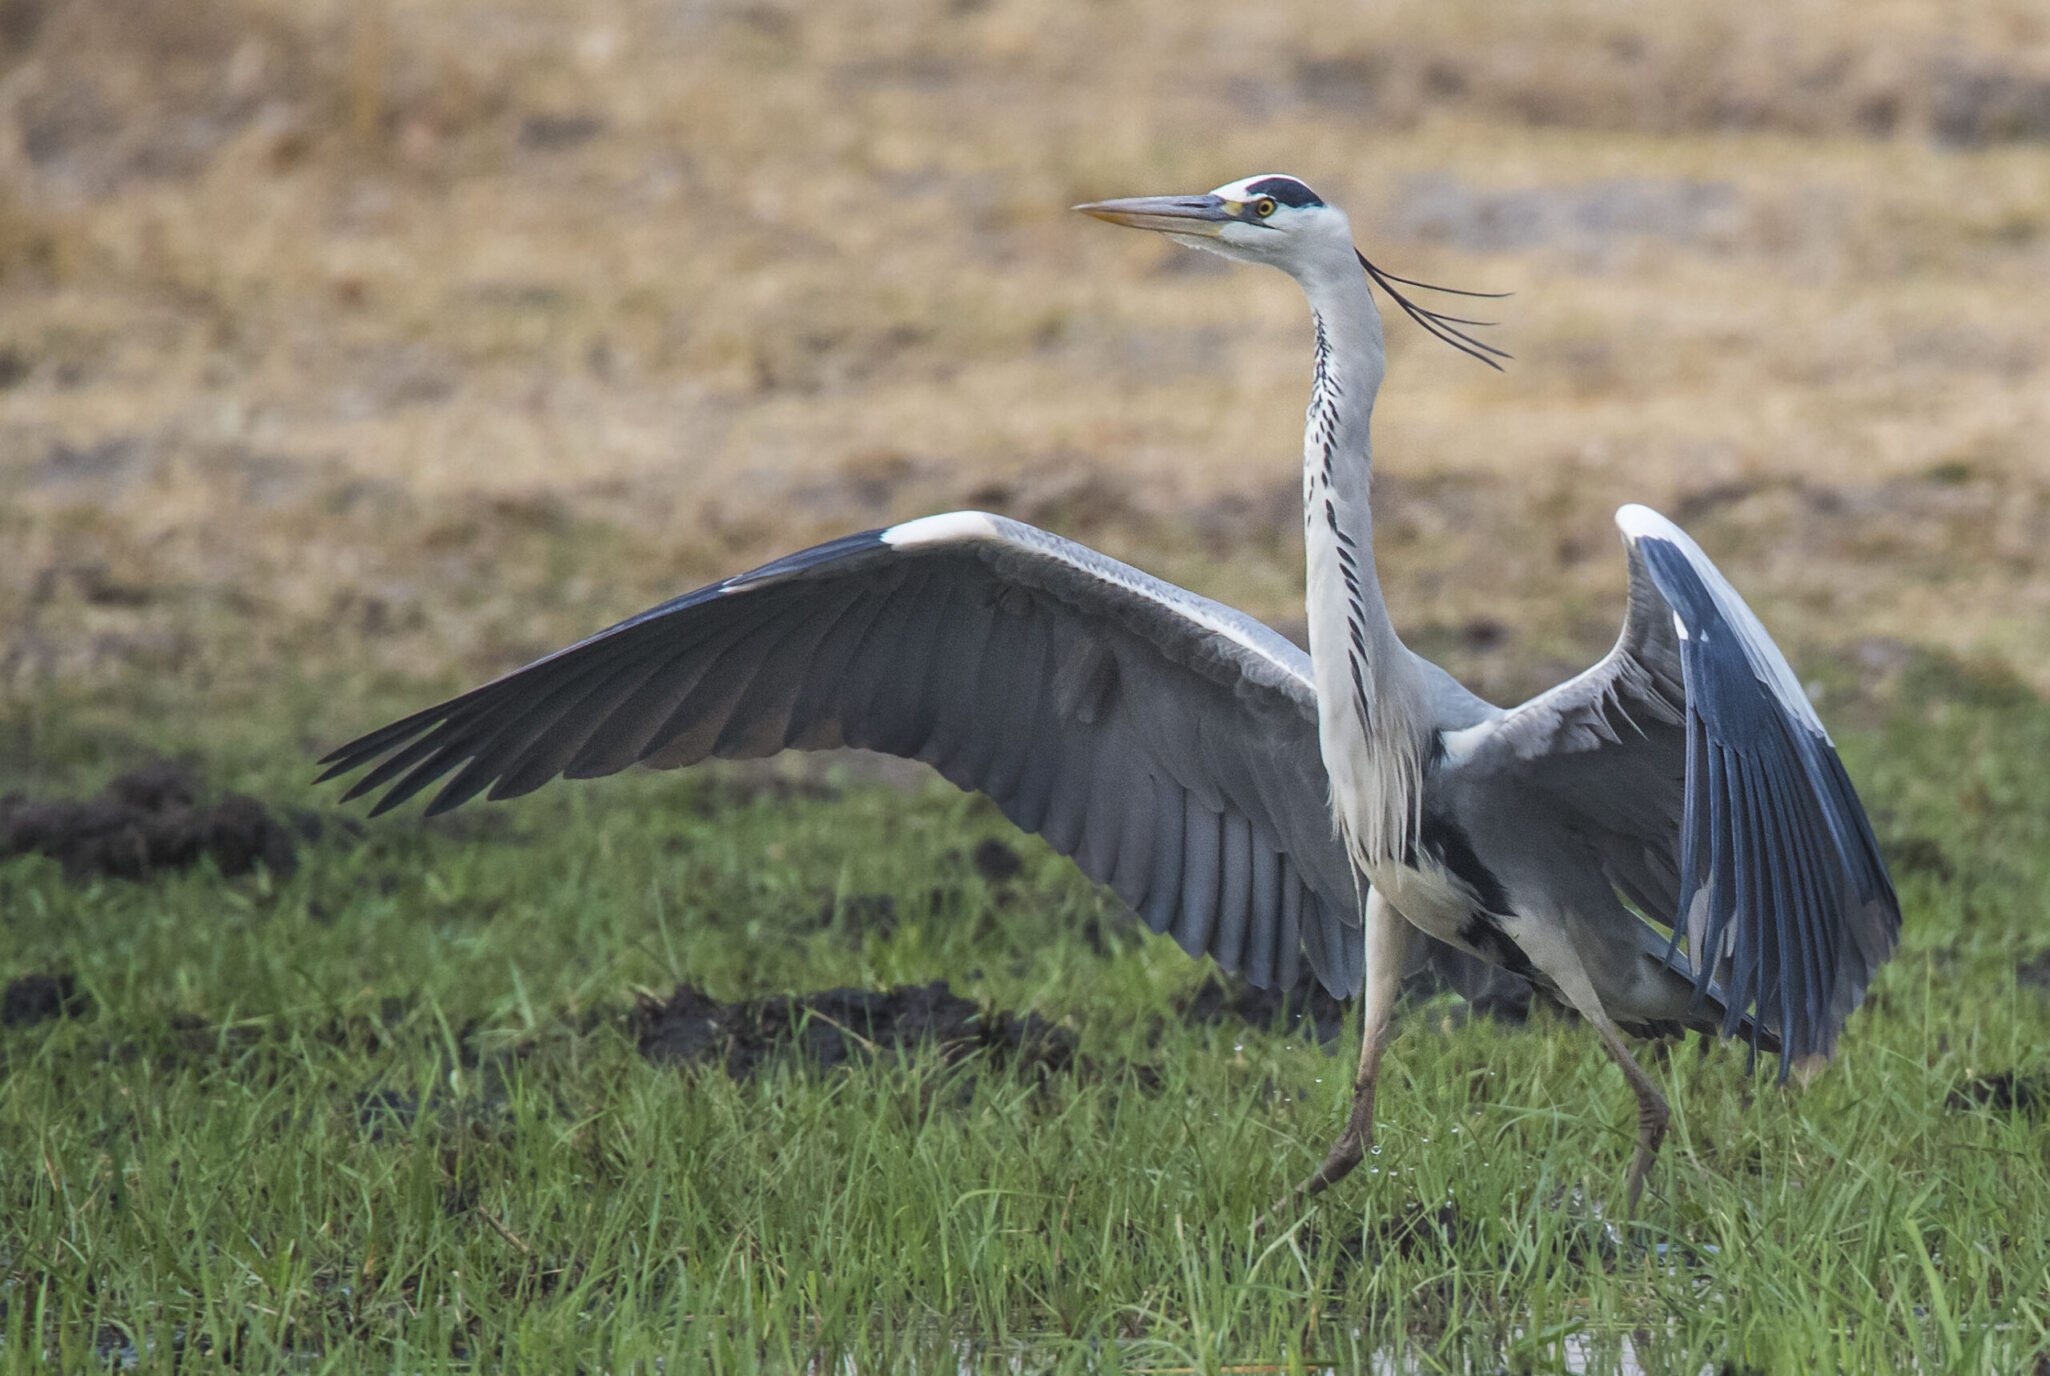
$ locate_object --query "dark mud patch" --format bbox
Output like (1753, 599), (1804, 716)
(970, 837), (1022, 883)
(0, 760), (300, 881)
(1176, 958), (1530, 1049)
(1949, 1069), (2050, 1116)
(1884, 834), (1955, 882)
(1179, 975), (1351, 1046)
(1332, 1200), (1472, 1267)
(354, 1088), (423, 1140)
(811, 891), (904, 941)
(1292, 1199), (1473, 1290)
(1372, 1199), (1469, 1258)
(2, 972), (92, 1027)
(631, 980), (1078, 1081)
(2016, 950), (2050, 994)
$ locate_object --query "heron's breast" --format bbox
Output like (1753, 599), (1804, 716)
(1362, 860), (1471, 943)
(1367, 815), (1539, 981)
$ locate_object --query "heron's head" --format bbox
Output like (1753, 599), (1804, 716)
(1076, 173), (1511, 369)
(1074, 174), (1352, 276)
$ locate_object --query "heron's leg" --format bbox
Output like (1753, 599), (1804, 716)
(1256, 889), (1414, 1234)
(1543, 948), (1670, 1215)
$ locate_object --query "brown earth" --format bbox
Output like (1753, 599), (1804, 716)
(0, 757), (303, 878)
(2, 0), (2047, 737)
(631, 979), (1079, 1079)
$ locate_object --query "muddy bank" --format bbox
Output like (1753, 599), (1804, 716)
(1, 972), (92, 1028)
(1177, 976), (1352, 1046)
(1950, 1069), (2050, 1115)
(631, 980), (1079, 1081)
(0, 760), (301, 881)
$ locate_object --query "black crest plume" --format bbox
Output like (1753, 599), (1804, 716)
(1356, 250), (1511, 370)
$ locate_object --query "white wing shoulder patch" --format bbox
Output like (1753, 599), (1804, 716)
(883, 511), (1004, 549)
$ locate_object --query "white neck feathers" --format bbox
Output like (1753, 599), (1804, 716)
(1289, 237), (1431, 875)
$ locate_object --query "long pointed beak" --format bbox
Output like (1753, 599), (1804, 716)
(1073, 194), (1232, 236)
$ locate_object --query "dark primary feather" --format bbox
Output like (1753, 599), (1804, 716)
(1634, 532), (1897, 1071)
(325, 514), (1457, 997)
(1463, 506), (1899, 1075)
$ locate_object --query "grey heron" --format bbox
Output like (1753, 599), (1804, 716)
(321, 173), (1899, 1225)
(1076, 175), (1899, 1222)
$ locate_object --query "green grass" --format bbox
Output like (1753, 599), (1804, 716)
(5, 675), (2050, 1373)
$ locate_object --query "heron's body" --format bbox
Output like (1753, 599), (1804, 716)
(324, 172), (1899, 1225)
(1375, 733), (1716, 1039)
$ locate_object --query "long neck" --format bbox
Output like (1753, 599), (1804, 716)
(1294, 251), (1431, 874)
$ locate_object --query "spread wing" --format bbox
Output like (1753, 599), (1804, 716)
(1450, 504), (1899, 1071)
(321, 513), (1376, 993)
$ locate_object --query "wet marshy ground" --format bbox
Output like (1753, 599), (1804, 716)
(3, 720), (2048, 1369)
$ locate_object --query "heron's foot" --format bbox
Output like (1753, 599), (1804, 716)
(1621, 1094), (1670, 1215)
(1252, 1077), (1376, 1237)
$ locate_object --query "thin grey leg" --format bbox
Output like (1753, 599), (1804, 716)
(1545, 946), (1671, 1214)
(1256, 888), (1414, 1234)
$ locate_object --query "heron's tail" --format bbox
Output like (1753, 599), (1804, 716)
(1633, 940), (1786, 1064)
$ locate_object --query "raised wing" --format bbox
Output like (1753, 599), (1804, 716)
(1454, 504), (1899, 1072)
(322, 512), (1368, 993)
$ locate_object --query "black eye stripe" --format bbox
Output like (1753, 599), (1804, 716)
(1244, 176), (1323, 208)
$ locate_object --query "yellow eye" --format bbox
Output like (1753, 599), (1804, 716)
(1254, 198), (1278, 218)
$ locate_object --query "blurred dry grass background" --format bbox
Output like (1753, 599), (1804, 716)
(2, 0), (2048, 733)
